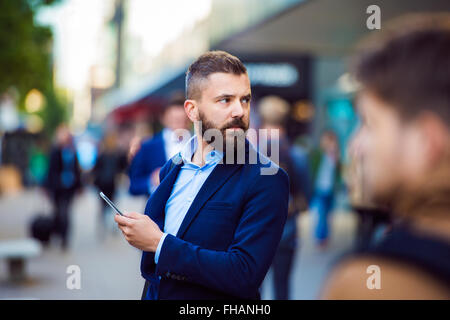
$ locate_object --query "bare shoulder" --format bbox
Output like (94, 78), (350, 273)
(320, 255), (450, 300)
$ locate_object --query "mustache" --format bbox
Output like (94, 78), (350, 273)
(221, 118), (248, 131)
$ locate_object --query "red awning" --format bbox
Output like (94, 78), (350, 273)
(109, 96), (166, 124)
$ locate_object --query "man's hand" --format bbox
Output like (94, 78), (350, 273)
(114, 212), (163, 252)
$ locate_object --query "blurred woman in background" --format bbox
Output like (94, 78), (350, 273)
(309, 130), (341, 248)
(92, 132), (127, 236)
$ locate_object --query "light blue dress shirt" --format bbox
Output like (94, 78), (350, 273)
(154, 135), (223, 263)
(148, 128), (185, 194)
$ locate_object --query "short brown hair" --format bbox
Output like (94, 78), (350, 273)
(185, 50), (247, 100)
(351, 14), (450, 125)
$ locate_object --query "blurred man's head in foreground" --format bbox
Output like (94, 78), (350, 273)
(350, 14), (450, 215)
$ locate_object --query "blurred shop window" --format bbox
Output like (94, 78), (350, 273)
(326, 98), (358, 162)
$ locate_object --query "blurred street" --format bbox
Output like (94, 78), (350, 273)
(0, 187), (145, 299)
(0, 187), (357, 300)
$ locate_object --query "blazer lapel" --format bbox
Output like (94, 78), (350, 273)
(147, 161), (182, 230)
(175, 162), (242, 239)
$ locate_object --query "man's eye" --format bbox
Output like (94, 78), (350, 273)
(241, 98), (250, 104)
(219, 98), (229, 103)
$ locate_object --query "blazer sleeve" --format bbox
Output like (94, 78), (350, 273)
(154, 168), (289, 298)
(128, 143), (152, 195)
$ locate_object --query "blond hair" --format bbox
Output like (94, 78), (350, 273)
(258, 96), (290, 126)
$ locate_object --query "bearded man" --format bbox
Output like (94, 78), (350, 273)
(115, 51), (289, 300)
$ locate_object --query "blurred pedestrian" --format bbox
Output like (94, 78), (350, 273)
(44, 124), (81, 250)
(128, 95), (191, 196)
(309, 130), (341, 248)
(258, 96), (312, 300)
(29, 133), (49, 186)
(92, 132), (127, 235)
(321, 14), (450, 299)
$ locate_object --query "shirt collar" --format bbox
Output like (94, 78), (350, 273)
(162, 128), (181, 144)
(180, 135), (223, 168)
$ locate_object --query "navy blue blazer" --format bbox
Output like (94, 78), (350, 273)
(128, 132), (167, 196)
(140, 140), (289, 299)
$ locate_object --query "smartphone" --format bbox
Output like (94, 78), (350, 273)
(99, 192), (124, 216)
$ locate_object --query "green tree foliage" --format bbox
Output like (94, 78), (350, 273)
(0, 0), (66, 136)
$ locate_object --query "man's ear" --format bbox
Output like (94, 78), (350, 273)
(184, 99), (199, 122)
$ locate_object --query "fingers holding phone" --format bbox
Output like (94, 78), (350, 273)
(114, 212), (164, 252)
(99, 192), (123, 216)
(99, 191), (163, 252)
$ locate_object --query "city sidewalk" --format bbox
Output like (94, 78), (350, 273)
(0, 187), (357, 299)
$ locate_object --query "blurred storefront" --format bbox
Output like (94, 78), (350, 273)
(92, 0), (306, 137)
(97, 0), (450, 148)
(215, 0), (450, 150)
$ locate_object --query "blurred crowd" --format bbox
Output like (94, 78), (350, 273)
(0, 95), (348, 251)
(0, 91), (353, 299)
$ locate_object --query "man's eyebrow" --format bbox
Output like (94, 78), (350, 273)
(241, 93), (252, 100)
(214, 94), (235, 100)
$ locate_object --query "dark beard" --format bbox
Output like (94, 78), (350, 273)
(367, 179), (403, 214)
(198, 110), (248, 156)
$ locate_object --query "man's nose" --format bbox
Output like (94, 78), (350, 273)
(231, 100), (244, 118)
